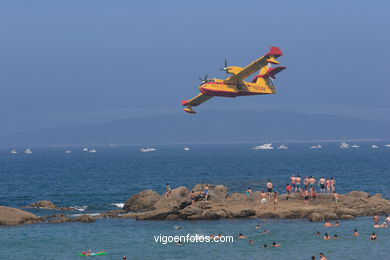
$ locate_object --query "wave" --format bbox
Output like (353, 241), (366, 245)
(110, 203), (124, 208)
(70, 206), (88, 212)
(72, 213), (100, 217)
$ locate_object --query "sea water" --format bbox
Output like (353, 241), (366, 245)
(1, 143), (389, 259)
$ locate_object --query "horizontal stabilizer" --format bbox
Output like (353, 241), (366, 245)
(263, 66), (286, 79)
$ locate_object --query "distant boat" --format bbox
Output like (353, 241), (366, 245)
(371, 145), (379, 149)
(10, 149), (17, 154)
(252, 144), (274, 150)
(24, 149), (32, 154)
(351, 144), (360, 148)
(140, 147), (156, 153)
(65, 150), (72, 154)
(89, 148), (97, 153)
(277, 145), (288, 150)
(384, 144), (390, 148)
(184, 146), (190, 151)
(310, 145), (322, 149)
(82, 148), (89, 152)
(339, 142), (350, 149)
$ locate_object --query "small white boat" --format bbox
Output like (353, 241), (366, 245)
(140, 147), (156, 152)
(24, 149), (32, 154)
(384, 144), (390, 148)
(351, 144), (360, 148)
(89, 148), (97, 153)
(82, 148), (89, 152)
(184, 147), (190, 151)
(310, 145), (322, 149)
(339, 142), (350, 149)
(65, 150), (72, 154)
(277, 145), (288, 150)
(10, 149), (17, 154)
(252, 144), (274, 150)
(371, 145), (379, 149)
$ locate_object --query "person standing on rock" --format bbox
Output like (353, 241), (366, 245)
(330, 178), (336, 193)
(165, 183), (171, 198)
(304, 176), (310, 190)
(203, 184), (210, 202)
(290, 175), (296, 192)
(260, 191), (267, 209)
(304, 190), (310, 207)
(296, 175), (302, 192)
(319, 177), (326, 193)
(309, 176), (316, 191)
(266, 180), (273, 197)
(273, 191), (279, 211)
(286, 183), (292, 200)
(326, 179), (331, 193)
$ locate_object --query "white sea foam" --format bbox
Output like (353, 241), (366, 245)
(110, 203), (124, 208)
(73, 213), (100, 217)
(70, 206), (88, 212)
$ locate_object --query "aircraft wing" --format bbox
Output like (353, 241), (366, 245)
(227, 47), (283, 82)
(182, 93), (213, 107)
(181, 93), (213, 113)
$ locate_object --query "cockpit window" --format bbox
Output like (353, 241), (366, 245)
(266, 78), (274, 87)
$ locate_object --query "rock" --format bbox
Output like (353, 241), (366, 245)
(154, 186), (190, 211)
(75, 214), (96, 223)
(0, 206), (42, 225)
(340, 214), (354, 220)
(308, 213), (325, 222)
(123, 190), (161, 212)
(29, 200), (57, 209)
(44, 214), (71, 223)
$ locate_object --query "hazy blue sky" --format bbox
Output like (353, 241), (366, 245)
(1, 0), (389, 135)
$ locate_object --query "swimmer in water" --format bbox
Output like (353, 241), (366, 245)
(263, 244), (267, 248)
(335, 221), (340, 227)
(311, 256), (316, 260)
(323, 233), (331, 240)
(333, 234), (338, 239)
(353, 229), (359, 237)
(255, 224), (261, 229)
(373, 215), (379, 224)
(370, 232), (377, 240)
(319, 253), (327, 260)
(248, 240), (254, 244)
(262, 229), (269, 234)
(324, 220), (333, 227)
(238, 233), (247, 239)
(386, 215), (390, 222)
(271, 242), (281, 247)
(315, 231), (320, 236)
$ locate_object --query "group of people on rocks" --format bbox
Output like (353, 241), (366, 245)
(289, 175), (336, 194)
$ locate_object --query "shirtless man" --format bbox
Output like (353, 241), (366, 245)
(303, 190), (310, 207)
(370, 232), (377, 240)
(238, 233), (247, 239)
(271, 242), (281, 247)
(319, 177), (326, 193)
(324, 220), (333, 227)
(295, 175), (302, 192)
(304, 177), (310, 190)
(260, 191), (267, 209)
(266, 180), (273, 197)
(319, 253), (327, 260)
(353, 229), (359, 237)
(386, 215), (390, 222)
(309, 176), (316, 190)
(290, 175), (296, 192)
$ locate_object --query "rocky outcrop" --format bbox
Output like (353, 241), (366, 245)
(123, 190), (161, 212)
(26, 200), (75, 211)
(0, 206), (42, 226)
(121, 186), (390, 221)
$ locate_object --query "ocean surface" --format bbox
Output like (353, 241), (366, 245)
(1, 143), (390, 259)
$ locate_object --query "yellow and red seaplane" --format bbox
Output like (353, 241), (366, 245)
(181, 46), (286, 113)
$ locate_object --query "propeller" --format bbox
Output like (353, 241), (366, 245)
(220, 59), (228, 77)
(198, 74), (208, 84)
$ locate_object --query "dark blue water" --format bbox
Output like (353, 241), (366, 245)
(1, 143), (389, 259)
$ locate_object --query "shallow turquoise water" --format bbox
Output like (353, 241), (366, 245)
(0, 143), (389, 259)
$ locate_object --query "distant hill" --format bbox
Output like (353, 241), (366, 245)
(1, 110), (390, 147)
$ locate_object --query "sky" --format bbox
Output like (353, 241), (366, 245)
(0, 0), (389, 135)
